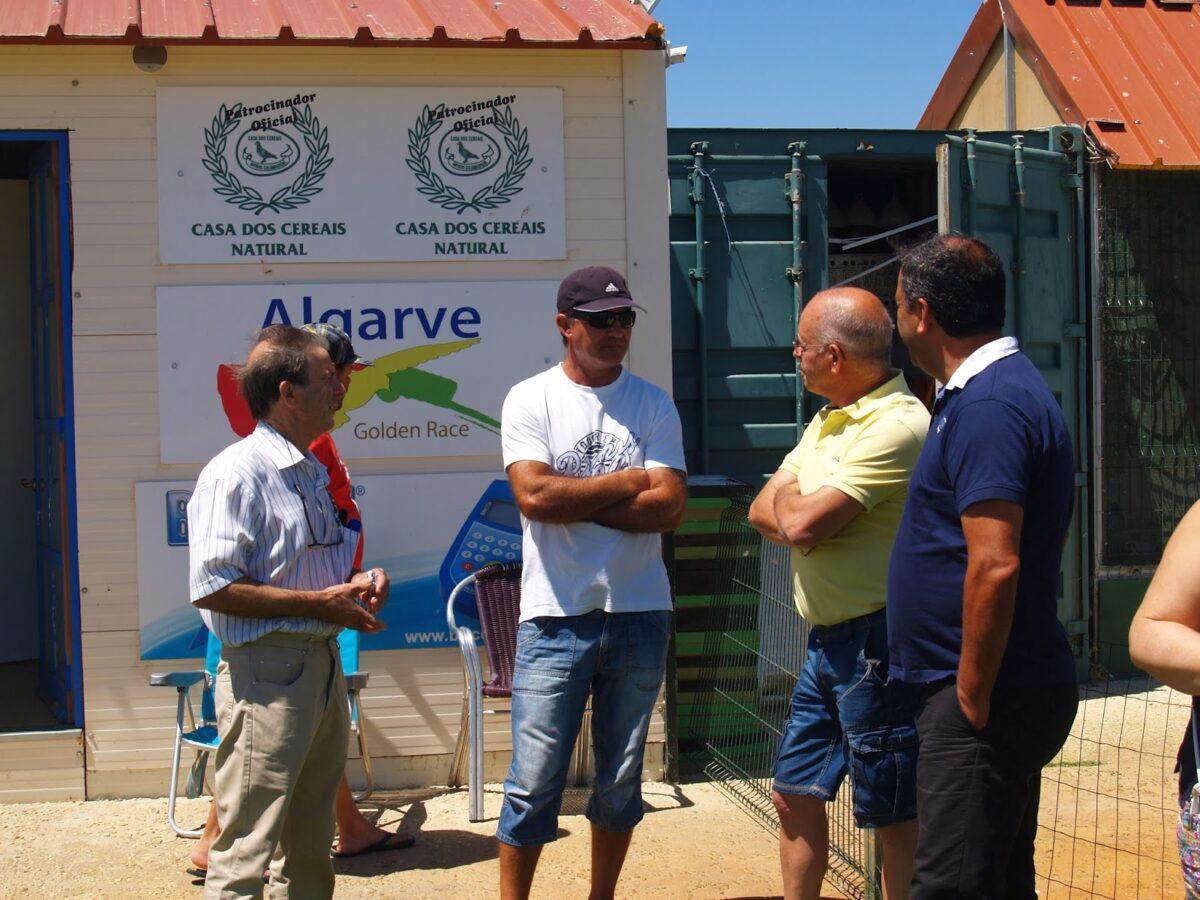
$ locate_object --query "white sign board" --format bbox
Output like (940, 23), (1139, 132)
(156, 86), (566, 262)
(157, 281), (562, 463)
(136, 473), (513, 659)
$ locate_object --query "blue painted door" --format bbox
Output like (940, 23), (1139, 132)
(28, 142), (78, 724)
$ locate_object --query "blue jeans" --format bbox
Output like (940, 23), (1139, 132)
(496, 609), (671, 846)
(772, 608), (918, 828)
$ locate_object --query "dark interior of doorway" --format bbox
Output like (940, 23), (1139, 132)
(825, 159), (939, 405)
(0, 140), (62, 732)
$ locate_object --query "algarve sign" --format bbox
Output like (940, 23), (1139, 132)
(156, 87), (566, 263)
(156, 281), (563, 463)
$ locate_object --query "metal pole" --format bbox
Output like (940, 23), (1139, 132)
(1012, 134), (1026, 339)
(965, 129), (978, 234)
(786, 141), (807, 442)
(688, 141), (710, 474)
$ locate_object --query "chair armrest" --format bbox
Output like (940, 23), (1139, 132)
(149, 671), (206, 688)
(344, 672), (369, 692)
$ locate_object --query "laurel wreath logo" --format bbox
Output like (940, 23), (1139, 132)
(406, 103), (531, 214)
(202, 103), (333, 215)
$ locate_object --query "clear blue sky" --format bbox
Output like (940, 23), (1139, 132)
(655, 0), (982, 128)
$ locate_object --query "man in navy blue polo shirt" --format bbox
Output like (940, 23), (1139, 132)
(888, 235), (1079, 898)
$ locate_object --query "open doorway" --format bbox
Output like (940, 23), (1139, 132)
(0, 134), (81, 732)
(826, 159), (940, 407)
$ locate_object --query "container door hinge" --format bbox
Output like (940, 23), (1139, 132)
(1063, 322), (1086, 340)
(1074, 472), (1088, 488)
(1065, 619), (1088, 636)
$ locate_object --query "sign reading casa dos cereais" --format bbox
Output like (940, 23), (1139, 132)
(156, 87), (566, 263)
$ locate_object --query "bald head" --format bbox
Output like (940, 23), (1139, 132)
(801, 287), (893, 363)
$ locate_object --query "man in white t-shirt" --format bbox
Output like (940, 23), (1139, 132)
(497, 266), (688, 900)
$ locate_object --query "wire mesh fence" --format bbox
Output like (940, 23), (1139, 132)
(688, 493), (880, 900)
(686, 495), (1193, 900)
(1038, 643), (1191, 899)
(1098, 170), (1200, 567)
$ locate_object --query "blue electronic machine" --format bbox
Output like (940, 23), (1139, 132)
(439, 479), (523, 608)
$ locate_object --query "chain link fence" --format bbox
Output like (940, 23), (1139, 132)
(685, 494), (1192, 899)
(1098, 170), (1200, 568)
(687, 494), (881, 899)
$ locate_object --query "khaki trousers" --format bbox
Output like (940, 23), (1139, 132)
(205, 633), (349, 900)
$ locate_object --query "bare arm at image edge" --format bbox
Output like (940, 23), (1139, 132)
(1129, 500), (1200, 695)
(957, 499), (1024, 730)
(589, 467), (688, 533)
(506, 460), (649, 524)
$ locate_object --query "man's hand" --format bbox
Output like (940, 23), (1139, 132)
(370, 567), (391, 607)
(957, 683), (990, 731)
(320, 581), (386, 633)
(771, 482), (864, 550)
(748, 470), (792, 546)
(588, 467), (687, 533)
(350, 567), (390, 616)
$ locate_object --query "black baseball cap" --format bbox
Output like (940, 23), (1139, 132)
(556, 266), (647, 314)
(301, 322), (373, 369)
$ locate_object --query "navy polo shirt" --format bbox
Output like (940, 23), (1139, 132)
(887, 350), (1077, 688)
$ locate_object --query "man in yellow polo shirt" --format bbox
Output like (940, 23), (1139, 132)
(749, 287), (929, 900)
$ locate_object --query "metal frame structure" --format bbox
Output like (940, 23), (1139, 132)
(149, 631), (373, 838)
(446, 570), (591, 823)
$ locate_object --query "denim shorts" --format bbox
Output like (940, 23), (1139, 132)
(772, 608), (918, 828)
(496, 608), (671, 847)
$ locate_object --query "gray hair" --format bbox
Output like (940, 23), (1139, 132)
(813, 298), (893, 362)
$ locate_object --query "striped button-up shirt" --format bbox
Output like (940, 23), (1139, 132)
(187, 421), (356, 646)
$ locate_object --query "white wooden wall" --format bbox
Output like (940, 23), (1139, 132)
(0, 45), (669, 798)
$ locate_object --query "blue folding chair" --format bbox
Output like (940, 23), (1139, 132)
(150, 627), (373, 838)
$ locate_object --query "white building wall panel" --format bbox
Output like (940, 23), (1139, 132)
(0, 44), (670, 798)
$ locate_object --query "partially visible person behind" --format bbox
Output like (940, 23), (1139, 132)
(187, 324), (410, 883)
(187, 324), (388, 899)
(497, 266), (687, 900)
(888, 235), (1079, 899)
(1130, 500), (1200, 898)
(748, 287), (927, 900)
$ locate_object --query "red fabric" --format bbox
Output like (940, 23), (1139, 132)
(217, 364), (255, 438)
(309, 432), (364, 570)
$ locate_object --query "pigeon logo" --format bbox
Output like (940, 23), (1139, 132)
(438, 131), (501, 177)
(406, 96), (531, 214)
(605, 283), (619, 293)
(202, 94), (333, 215)
(235, 130), (300, 177)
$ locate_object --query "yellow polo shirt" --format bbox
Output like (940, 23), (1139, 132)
(779, 372), (929, 627)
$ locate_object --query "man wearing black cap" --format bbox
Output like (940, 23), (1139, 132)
(497, 266), (688, 900)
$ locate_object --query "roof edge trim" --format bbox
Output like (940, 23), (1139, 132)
(0, 34), (662, 50)
(918, 0), (1002, 129)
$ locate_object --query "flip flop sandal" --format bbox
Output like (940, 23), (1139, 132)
(331, 832), (416, 858)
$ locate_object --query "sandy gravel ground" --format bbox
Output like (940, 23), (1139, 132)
(0, 781), (844, 899)
(1035, 678), (1192, 899)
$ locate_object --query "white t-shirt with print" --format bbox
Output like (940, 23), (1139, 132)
(501, 363), (687, 620)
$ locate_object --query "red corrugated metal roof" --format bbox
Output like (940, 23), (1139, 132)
(0, 0), (663, 47)
(920, 0), (1200, 169)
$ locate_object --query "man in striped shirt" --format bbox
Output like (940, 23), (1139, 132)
(187, 325), (387, 899)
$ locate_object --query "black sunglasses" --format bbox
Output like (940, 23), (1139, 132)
(568, 309), (637, 330)
(293, 484), (345, 548)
